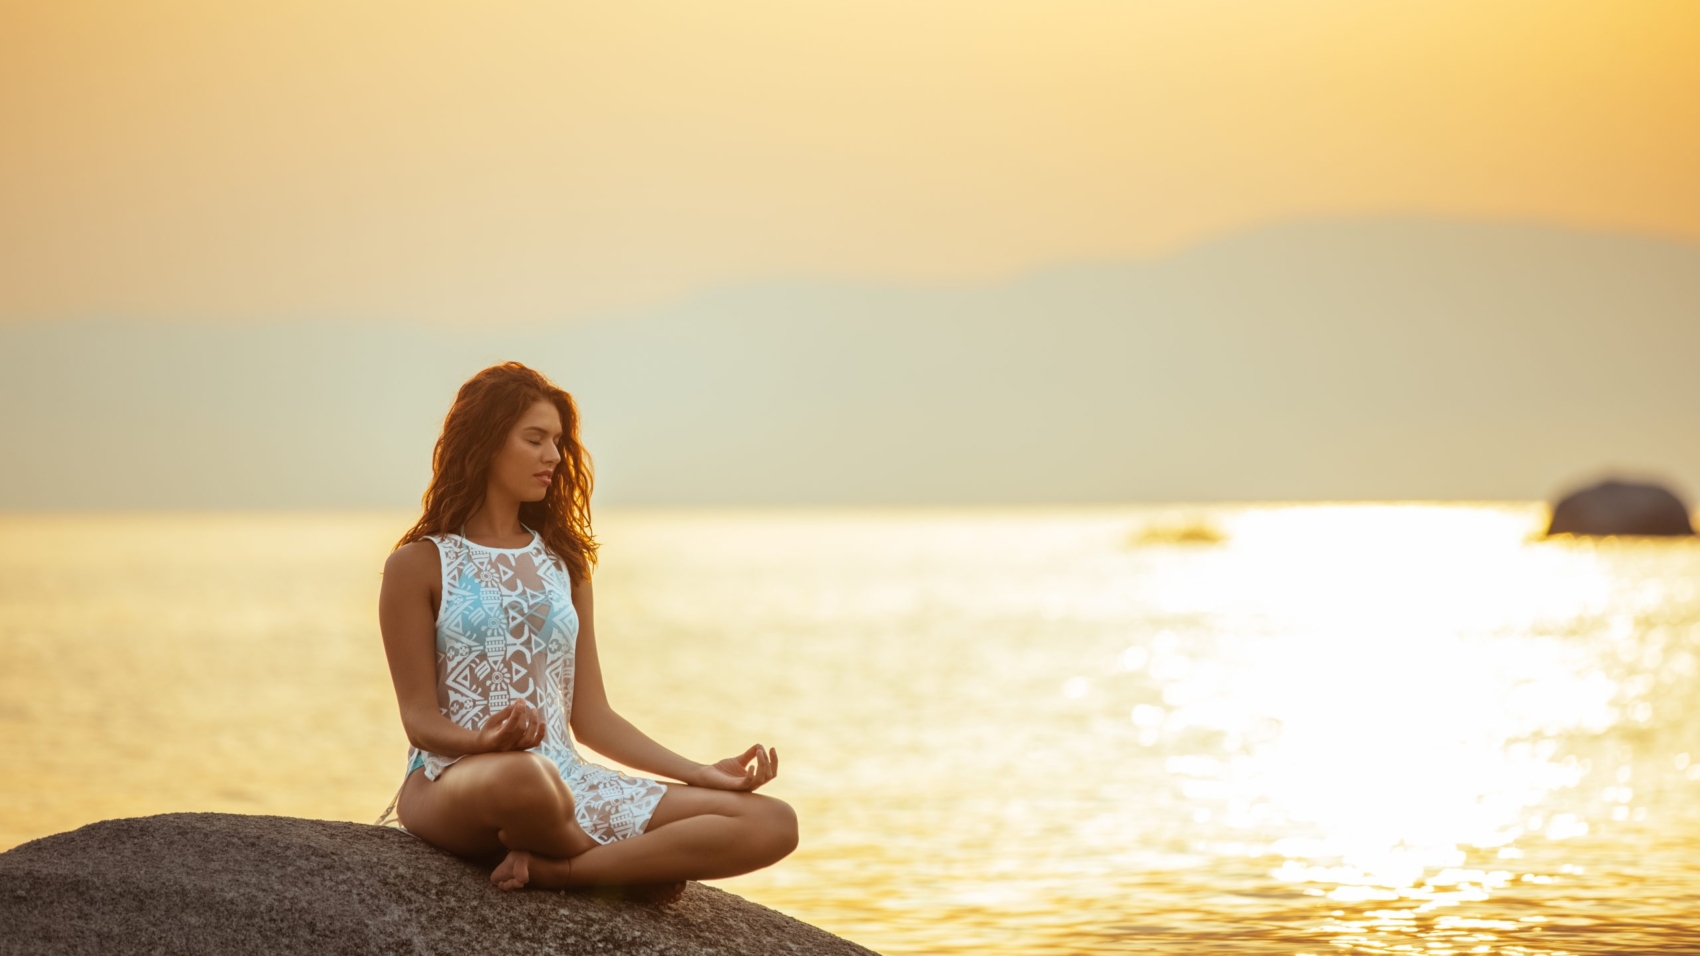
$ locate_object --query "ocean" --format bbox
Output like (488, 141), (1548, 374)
(2, 503), (1696, 954)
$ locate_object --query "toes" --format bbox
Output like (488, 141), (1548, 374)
(489, 851), (533, 891)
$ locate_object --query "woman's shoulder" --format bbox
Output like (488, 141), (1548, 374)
(384, 537), (446, 582)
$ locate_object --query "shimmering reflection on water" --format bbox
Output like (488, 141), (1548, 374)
(1, 504), (1698, 954)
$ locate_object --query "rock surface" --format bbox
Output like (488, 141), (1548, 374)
(1545, 478), (1696, 537)
(0, 813), (880, 956)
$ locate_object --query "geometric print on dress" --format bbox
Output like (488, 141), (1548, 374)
(375, 523), (668, 845)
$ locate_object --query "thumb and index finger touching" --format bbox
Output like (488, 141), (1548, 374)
(736, 743), (779, 777)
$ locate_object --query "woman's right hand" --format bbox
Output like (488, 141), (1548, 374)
(475, 700), (546, 754)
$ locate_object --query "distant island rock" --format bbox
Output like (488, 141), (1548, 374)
(1545, 478), (1696, 537)
(1128, 515), (1227, 547)
(0, 812), (880, 956)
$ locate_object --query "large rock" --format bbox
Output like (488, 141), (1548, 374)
(0, 813), (880, 956)
(1545, 478), (1696, 537)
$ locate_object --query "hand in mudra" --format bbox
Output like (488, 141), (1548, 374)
(476, 700), (546, 753)
(693, 743), (778, 791)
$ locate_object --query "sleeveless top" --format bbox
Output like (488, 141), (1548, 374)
(373, 523), (667, 844)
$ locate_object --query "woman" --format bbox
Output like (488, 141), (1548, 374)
(372, 361), (798, 900)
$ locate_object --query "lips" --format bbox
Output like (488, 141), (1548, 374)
(534, 471), (553, 485)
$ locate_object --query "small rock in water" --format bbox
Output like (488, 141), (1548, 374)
(1545, 477), (1695, 537)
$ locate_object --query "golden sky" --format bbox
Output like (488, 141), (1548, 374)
(2, 0), (1696, 325)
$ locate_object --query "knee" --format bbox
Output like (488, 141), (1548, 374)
(754, 795), (799, 860)
(485, 752), (572, 819)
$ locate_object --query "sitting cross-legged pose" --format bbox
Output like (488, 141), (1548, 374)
(373, 361), (798, 901)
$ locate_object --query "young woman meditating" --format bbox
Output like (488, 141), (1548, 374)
(373, 361), (797, 902)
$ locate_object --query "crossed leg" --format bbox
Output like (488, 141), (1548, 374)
(395, 751), (600, 862)
(395, 750), (799, 892)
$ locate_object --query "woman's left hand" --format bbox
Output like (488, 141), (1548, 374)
(690, 744), (778, 791)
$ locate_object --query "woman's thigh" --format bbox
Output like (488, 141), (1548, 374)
(642, 782), (793, 833)
(396, 751), (573, 859)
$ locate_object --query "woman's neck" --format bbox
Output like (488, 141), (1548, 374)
(462, 498), (525, 540)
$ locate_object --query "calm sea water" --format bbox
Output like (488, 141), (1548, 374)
(2, 504), (1698, 954)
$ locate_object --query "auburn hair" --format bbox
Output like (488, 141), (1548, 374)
(395, 361), (599, 586)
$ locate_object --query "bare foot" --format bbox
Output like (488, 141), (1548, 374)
(490, 849), (532, 891)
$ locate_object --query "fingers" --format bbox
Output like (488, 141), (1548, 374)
(525, 711), (546, 748)
(705, 745), (780, 791)
(502, 706), (526, 747)
(490, 701), (544, 751)
(734, 744), (774, 790)
(754, 745), (777, 788)
(496, 713), (521, 750)
(516, 702), (542, 749)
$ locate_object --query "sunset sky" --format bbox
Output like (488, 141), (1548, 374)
(3, 0), (1696, 326)
(3, 1), (1698, 508)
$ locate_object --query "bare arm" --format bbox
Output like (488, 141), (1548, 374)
(379, 540), (492, 758)
(567, 574), (707, 785)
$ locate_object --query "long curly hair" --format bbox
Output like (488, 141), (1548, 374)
(394, 362), (599, 586)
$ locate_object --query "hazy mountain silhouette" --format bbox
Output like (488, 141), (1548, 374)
(3, 216), (1696, 509)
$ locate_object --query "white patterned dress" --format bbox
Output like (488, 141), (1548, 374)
(374, 523), (668, 844)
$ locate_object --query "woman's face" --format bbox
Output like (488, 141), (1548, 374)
(491, 399), (564, 502)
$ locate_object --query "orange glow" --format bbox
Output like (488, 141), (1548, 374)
(2, 0), (1696, 324)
